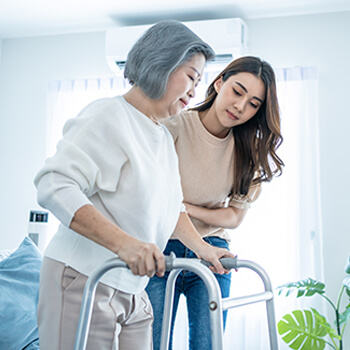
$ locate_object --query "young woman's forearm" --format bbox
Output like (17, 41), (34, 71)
(173, 211), (208, 253)
(184, 203), (247, 229)
(174, 212), (235, 274)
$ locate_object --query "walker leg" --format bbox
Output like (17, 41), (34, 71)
(266, 298), (279, 350)
(74, 259), (127, 350)
(221, 260), (279, 350)
(167, 258), (224, 350)
(159, 269), (181, 350)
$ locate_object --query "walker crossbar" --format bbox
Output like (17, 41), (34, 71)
(222, 291), (274, 309)
(74, 255), (279, 350)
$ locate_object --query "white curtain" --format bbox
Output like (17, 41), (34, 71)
(46, 77), (131, 157)
(220, 67), (324, 350)
(45, 67), (324, 349)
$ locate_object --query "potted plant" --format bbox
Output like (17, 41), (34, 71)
(276, 255), (350, 350)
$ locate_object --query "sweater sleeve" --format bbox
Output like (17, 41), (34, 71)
(35, 171), (93, 227)
(34, 98), (128, 227)
(228, 183), (262, 210)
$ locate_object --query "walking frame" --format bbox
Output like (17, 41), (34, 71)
(74, 254), (279, 350)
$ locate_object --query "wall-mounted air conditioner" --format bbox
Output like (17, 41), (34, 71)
(105, 18), (248, 74)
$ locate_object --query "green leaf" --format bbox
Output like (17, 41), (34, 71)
(342, 276), (350, 290)
(311, 308), (341, 341)
(339, 303), (350, 327)
(276, 278), (325, 298)
(345, 255), (350, 274)
(278, 309), (328, 349)
(343, 276), (350, 298)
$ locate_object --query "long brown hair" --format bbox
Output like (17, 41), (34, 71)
(192, 56), (284, 196)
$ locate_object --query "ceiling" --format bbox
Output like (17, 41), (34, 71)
(1, 0), (350, 39)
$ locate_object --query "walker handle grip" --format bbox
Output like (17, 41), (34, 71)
(119, 253), (238, 271)
(200, 257), (238, 270)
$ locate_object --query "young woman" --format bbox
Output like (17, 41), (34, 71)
(34, 20), (234, 350)
(146, 56), (284, 350)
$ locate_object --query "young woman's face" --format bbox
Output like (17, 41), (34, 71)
(213, 72), (266, 134)
(157, 53), (206, 118)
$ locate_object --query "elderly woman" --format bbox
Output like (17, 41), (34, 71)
(34, 20), (234, 350)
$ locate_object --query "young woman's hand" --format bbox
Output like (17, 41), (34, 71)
(194, 243), (236, 275)
(175, 211), (236, 274)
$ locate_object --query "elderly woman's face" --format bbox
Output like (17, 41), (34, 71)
(157, 53), (206, 118)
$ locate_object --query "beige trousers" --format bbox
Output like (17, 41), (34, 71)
(37, 257), (153, 350)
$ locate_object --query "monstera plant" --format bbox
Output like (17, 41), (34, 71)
(276, 255), (350, 350)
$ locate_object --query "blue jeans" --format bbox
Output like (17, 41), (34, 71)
(146, 237), (231, 350)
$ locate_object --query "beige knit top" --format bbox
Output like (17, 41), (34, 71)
(161, 110), (261, 242)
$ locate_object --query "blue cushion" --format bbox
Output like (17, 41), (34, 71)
(0, 236), (42, 350)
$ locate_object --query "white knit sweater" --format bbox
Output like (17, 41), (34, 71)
(34, 96), (183, 293)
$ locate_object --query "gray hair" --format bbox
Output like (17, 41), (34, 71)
(124, 20), (215, 100)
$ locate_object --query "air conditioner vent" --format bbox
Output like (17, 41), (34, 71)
(106, 18), (248, 74)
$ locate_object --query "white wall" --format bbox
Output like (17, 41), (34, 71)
(0, 38), (2, 65)
(0, 31), (112, 249)
(0, 10), (349, 342)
